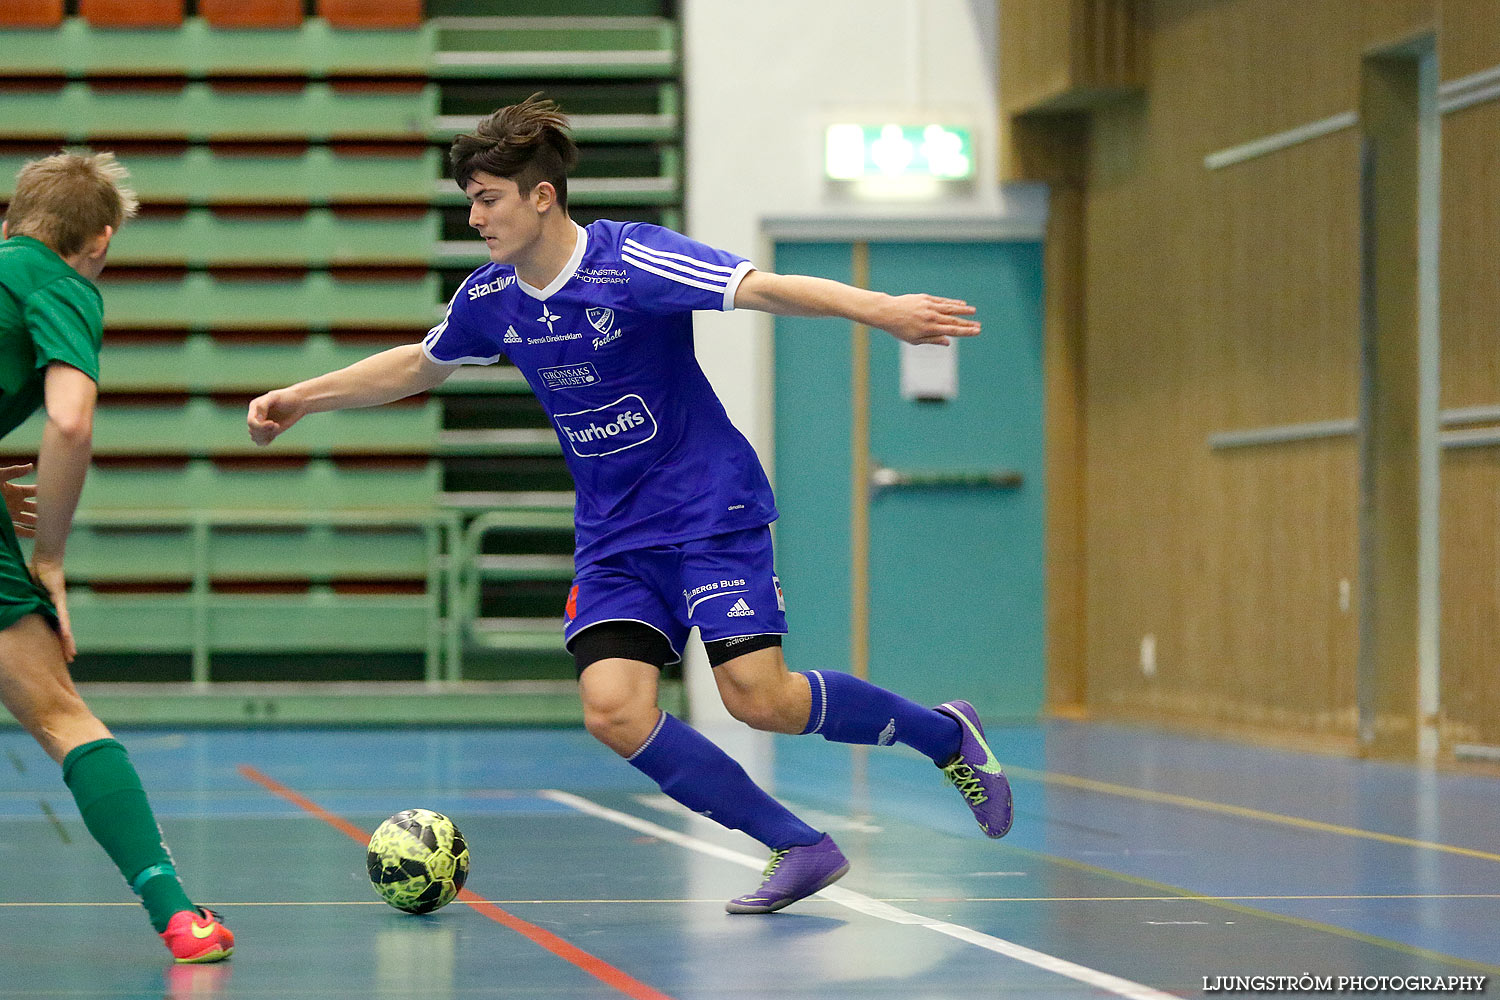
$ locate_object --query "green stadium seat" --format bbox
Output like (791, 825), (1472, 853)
(1, 146), (439, 209)
(73, 458), (441, 510)
(0, 397), (442, 458)
(429, 15), (676, 79)
(100, 332), (415, 393)
(67, 588), (438, 656)
(0, 17), (431, 78)
(40, 505), (451, 672)
(0, 0), (679, 712)
(66, 512), (434, 583)
(0, 81), (436, 144)
(109, 206), (437, 267)
(96, 271), (439, 330)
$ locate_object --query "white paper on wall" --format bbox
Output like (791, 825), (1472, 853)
(899, 340), (957, 401)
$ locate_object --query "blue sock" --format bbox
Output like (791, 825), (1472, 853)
(627, 712), (822, 850)
(800, 670), (962, 764)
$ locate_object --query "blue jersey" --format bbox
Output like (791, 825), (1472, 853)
(423, 220), (778, 566)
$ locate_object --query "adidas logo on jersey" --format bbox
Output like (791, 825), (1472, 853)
(727, 598), (755, 618)
(503, 325), (522, 344)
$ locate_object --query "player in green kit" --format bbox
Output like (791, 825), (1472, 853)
(0, 151), (233, 963)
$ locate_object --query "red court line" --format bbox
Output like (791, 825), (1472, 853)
(237, 764), (677, 1000)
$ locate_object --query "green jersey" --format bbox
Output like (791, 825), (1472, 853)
(0, 233), (100, 631)
(0, 234), (103, 441)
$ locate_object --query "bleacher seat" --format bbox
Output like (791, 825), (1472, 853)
(199, 0), (303, 29)
(79, 0), (184, 29)
(0, 0), (674, 712)
(0, 0), (63, 28)
(319, 0), (423, 30)
(0, 147), (438, 209)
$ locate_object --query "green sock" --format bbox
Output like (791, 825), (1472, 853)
(62, 738), (195, 933)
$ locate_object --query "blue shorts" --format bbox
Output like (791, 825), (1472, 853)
(563, 525), (788, 664)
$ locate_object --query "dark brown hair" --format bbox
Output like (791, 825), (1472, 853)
(449, 94), (579, 209)
(6, 150), (138, 257)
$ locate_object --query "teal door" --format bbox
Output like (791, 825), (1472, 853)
(773, 239), (1045, 720)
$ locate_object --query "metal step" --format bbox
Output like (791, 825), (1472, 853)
(475, 554), (575, 580)
(439, 491), (574, 511)
(437, 428), (561, 455)
(432, 112), (677, 143)
(54, 680), (585, 726)
(469, 617), (564, 653)
(432, 175), (679, 207)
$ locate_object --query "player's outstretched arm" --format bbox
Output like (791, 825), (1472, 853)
(733, 270), (980, 346)
(248, 344), (453, 446)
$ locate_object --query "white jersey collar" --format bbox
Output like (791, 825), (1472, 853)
(517, 222), (587, 301)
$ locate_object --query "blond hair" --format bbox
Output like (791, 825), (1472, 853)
(5, 150), (139, 258)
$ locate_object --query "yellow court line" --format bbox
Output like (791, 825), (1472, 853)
(1006, 765), (1500, 863)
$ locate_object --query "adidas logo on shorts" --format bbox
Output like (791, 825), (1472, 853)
(726, 598), (755, 618)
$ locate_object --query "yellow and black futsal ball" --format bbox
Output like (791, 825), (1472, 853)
(366, 809), (470, 914)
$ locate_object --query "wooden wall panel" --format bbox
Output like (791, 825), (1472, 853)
(1438, 0), (1500, 80)
(1003, 0), (1500, 752)
(1075, 0), (1443, 744)
(1440, 102), (1500, 411)
(1000, 0), (1077, 113)
(1439, 94), (1500, 750)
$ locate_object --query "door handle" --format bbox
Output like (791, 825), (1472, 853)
(870, 466), (1023, 492)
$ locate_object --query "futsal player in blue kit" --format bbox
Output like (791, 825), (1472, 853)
(247, 96), (1012, 913)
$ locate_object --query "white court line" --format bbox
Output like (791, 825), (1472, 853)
(540, 789), (1179, 1000)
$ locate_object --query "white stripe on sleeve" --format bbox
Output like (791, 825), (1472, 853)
(623, 237), (738, 279)
(621, 249), (731, 294)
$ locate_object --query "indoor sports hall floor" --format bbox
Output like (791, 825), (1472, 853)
(1, 721), (1495, 998)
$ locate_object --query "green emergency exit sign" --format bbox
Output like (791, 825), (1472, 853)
(824, 123), (974, 181)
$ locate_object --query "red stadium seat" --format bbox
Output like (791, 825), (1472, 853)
(318, 0), (423, 30)
(79, 0), (185, 28)
(0, 0), (64, 27)
(200, 0), (303, 29)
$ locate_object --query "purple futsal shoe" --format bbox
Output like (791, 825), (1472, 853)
(725, 834), (850, 914)
(935, 700), (1013, 838)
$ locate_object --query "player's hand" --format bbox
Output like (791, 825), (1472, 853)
(247, 389), (305, 446)
(0, 463), (38, 538)
(873, 294), (980, 346)
(28, 558), (75, 662)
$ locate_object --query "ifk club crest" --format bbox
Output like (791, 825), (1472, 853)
(586, 307), (615, 334)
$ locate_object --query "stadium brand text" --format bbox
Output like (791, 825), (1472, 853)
(468, 275), (516, 299)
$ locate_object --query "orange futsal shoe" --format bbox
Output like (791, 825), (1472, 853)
(160, 908), (234, 964)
